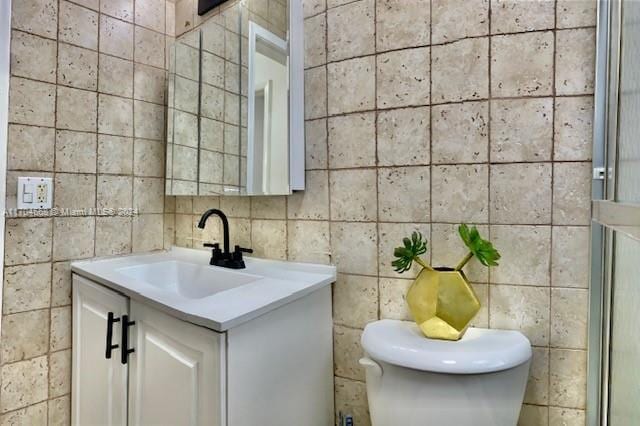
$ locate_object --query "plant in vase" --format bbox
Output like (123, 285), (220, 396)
(392, 224), (501, 341)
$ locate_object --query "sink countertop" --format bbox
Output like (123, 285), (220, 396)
(71, 247), (336, 332)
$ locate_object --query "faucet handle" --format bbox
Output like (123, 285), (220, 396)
(232, 245), (253, 262)
(205, 243), (225, 263)
(229, 245), (252, 268)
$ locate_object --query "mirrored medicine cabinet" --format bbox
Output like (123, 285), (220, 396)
(165, 0), (304, 197)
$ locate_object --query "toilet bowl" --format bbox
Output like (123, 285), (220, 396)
(360, 320), (532, 426)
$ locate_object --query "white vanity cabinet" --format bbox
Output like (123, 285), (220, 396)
(72, 275), (224, 426)
(71, 251), (334, 426)
(127, 300), (225, 426)
(72, 276), (128, 425)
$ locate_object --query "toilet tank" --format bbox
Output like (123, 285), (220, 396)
(362, 359), (530, 426)
(360, 320), (532, 426)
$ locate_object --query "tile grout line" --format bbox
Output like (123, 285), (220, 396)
(130, 0), (138, 254)
(92, 0), (102, 262)
(7, 155), (596, 174)
(11, 27), (171, 76)
(322, 7), (332, 264)
(373, 0), (381, 323)
(487, 0), (493, 334)
(300, 91), (596, 121)
(71, 44), (157, 100)
(2, 214), (593, 228)
(65, 0), (166, 37)
(319, 2), (338, 417)
(547, 1), (559, 421)
(45, 0), (63, 415)
(428, 0), (433, 281)
(302, 23), (596, 72)
(214, 159), (594, 172)
(163, 0), (170, 250)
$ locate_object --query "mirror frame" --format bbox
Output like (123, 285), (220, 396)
(289, 0), (305, 191)
(165, 0), (305, 197)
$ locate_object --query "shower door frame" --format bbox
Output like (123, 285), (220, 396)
(0, 0), (10, 337)
(588, 0), (640, 424)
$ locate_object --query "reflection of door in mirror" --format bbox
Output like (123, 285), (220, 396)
(253, 81), (270, 190)
(248, 22), (289, 195)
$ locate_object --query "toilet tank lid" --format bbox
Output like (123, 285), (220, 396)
(361, 320), (532, 374)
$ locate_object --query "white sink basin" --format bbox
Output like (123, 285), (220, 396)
(116, 260), (262, 299)
(71, 247), (336, 331)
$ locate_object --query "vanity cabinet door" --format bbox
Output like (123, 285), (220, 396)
(72, 275), (129, 426)
(127, 300), (226, 426)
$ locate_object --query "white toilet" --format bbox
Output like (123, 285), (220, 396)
(360, 320), (532, 426)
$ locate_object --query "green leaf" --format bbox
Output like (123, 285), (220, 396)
(458, 224), (501, 267)
(392, 231), (428, 273)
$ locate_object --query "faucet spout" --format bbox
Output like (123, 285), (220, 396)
(198, 208), (251, 269)
(198, 209), (230, 254)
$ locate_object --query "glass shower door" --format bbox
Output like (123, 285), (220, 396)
(590, 0), (640, 424)
(606, 0), (640, 421)
(608, 234), (640, 425)
(614, 0), (640, 205)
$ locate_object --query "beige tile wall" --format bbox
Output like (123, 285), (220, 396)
(173, 1), (596, 425)
(1, 0), (173, 423)
(1, 0), (596, 424)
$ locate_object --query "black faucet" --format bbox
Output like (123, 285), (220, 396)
(197, 209), (253, 269)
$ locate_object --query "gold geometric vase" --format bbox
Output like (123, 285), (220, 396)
(406, 267), (481, 341)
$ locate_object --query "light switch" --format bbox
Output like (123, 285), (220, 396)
(17, 177), (53, 210)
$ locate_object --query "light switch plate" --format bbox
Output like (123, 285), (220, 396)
(17, 177), (53, 210)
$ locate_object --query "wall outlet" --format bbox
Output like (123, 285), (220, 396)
(338, 412), (354, 426)
(36, 183), (48, 203)
(17, 177), (53, 210)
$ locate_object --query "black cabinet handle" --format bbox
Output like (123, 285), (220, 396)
(105, 312), (120, 359)
(121, 315), (136, 365)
